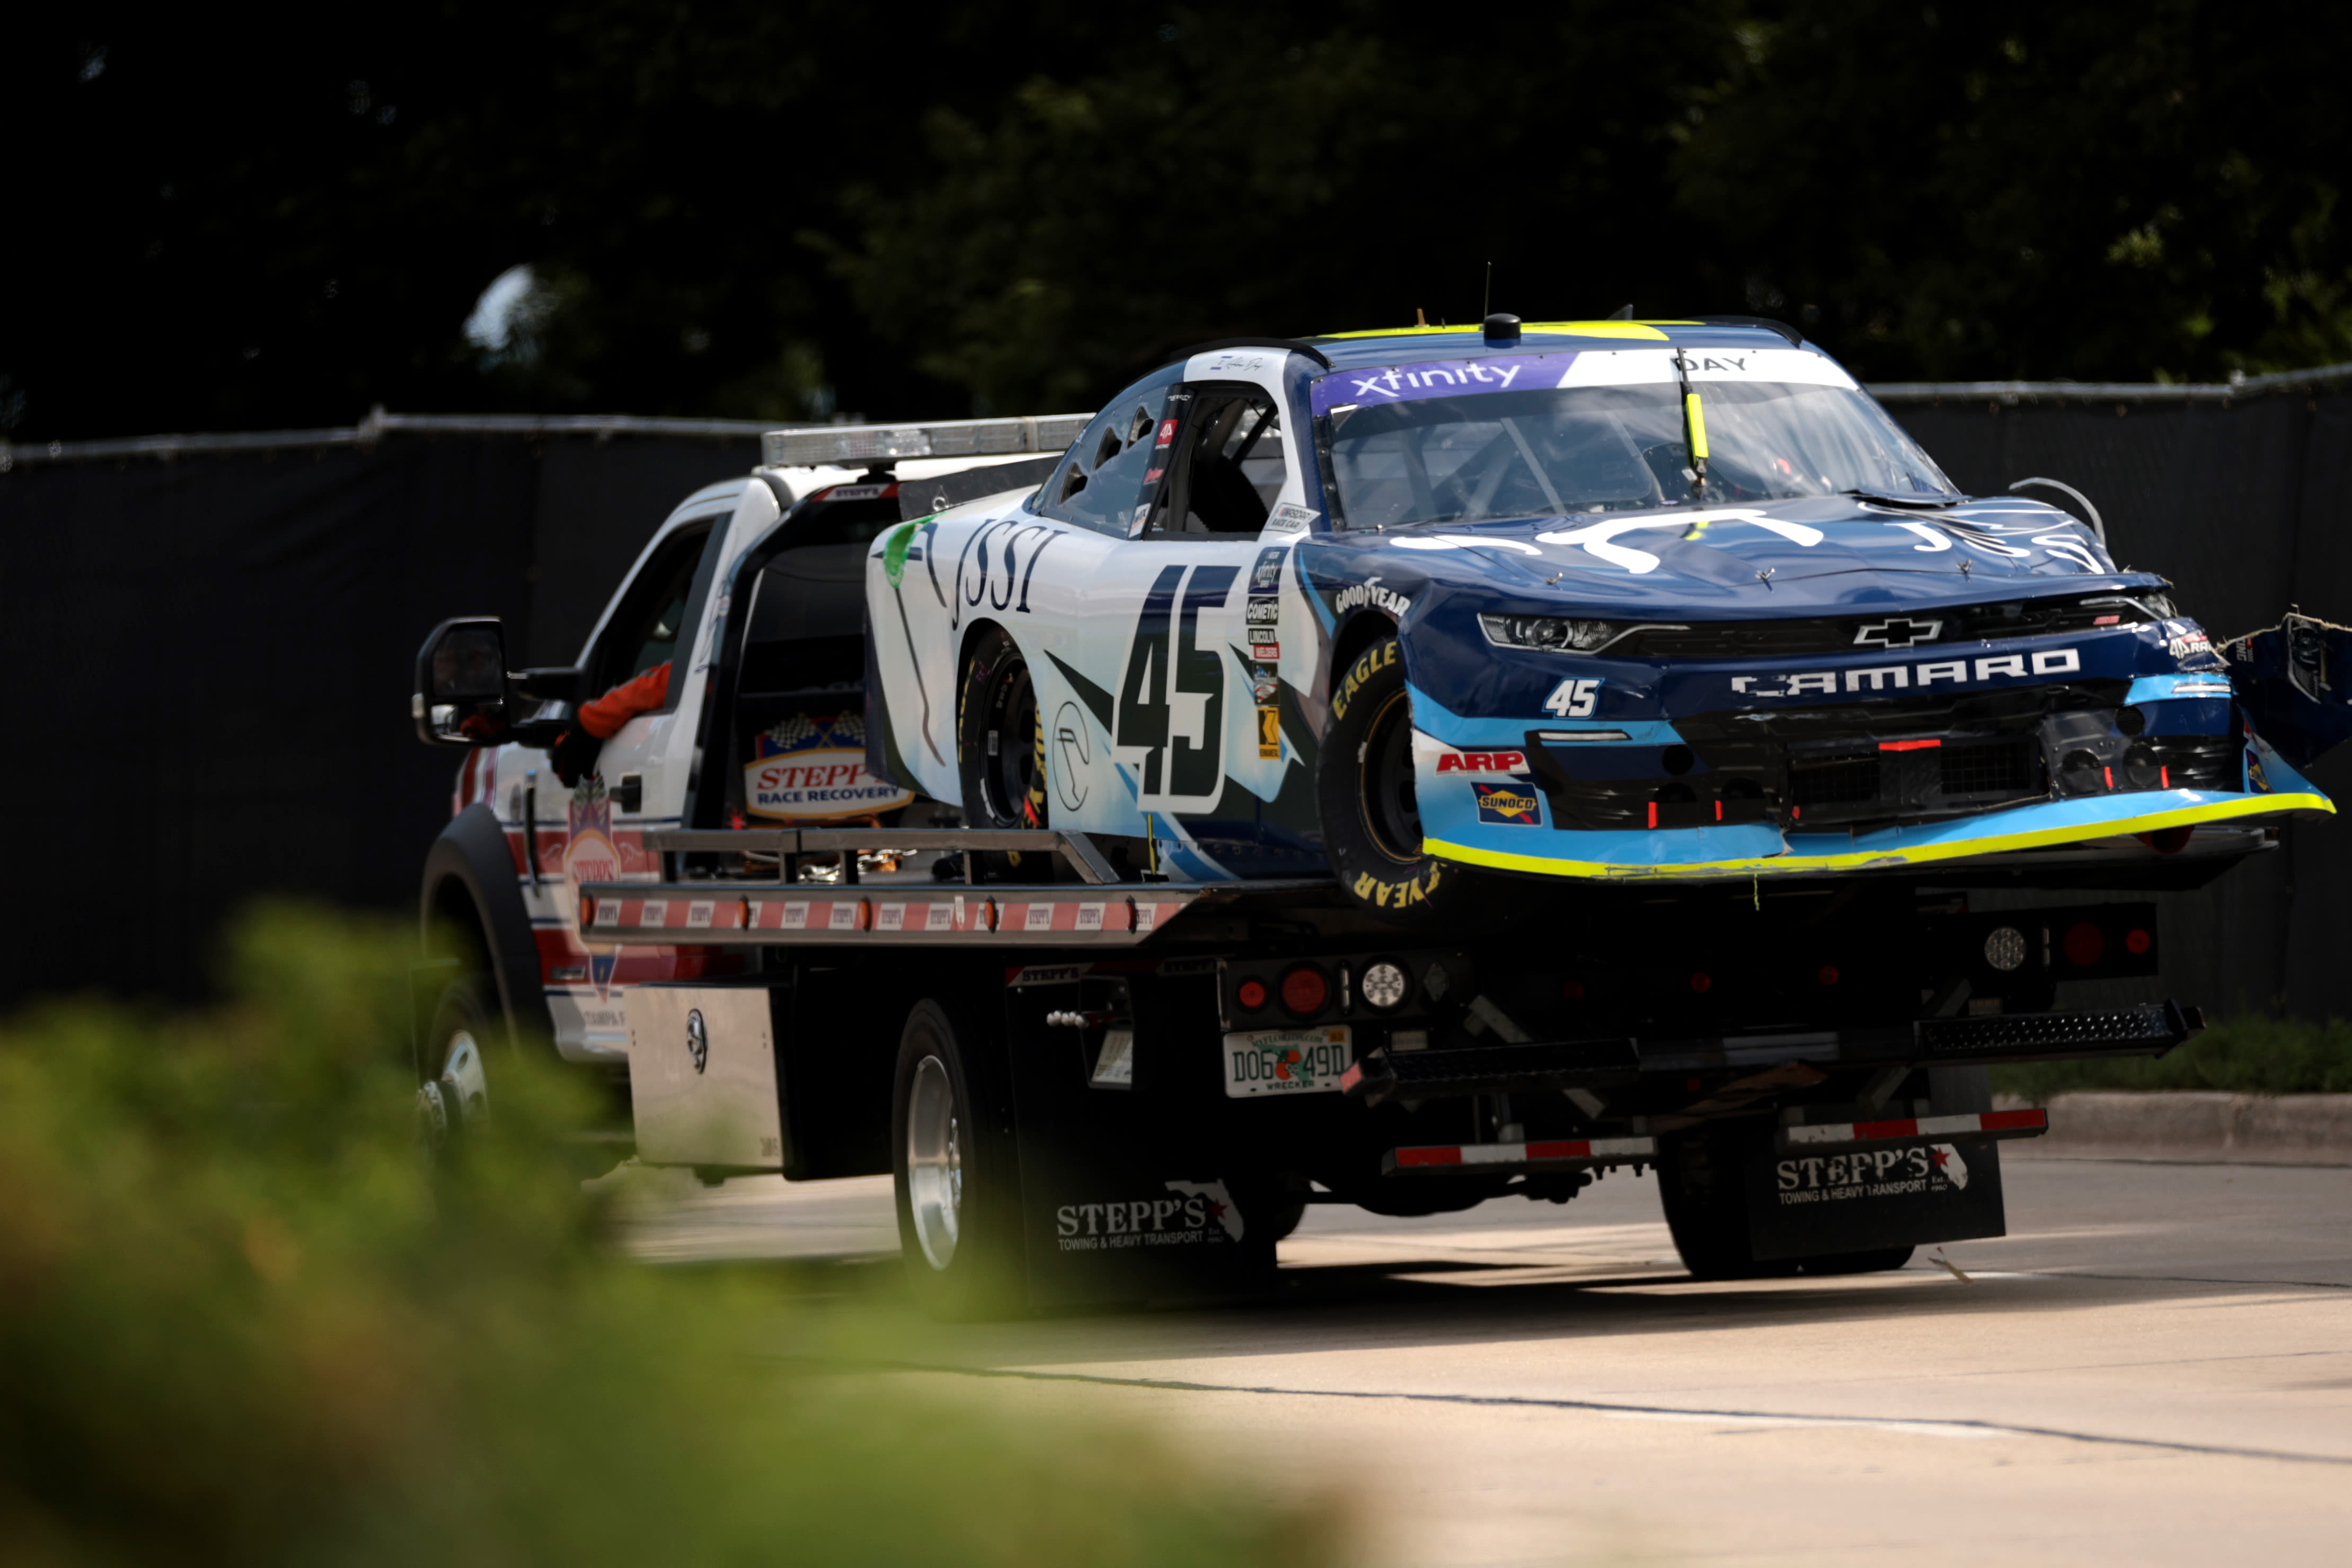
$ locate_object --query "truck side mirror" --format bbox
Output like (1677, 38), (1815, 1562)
(413, 617), (510, 747)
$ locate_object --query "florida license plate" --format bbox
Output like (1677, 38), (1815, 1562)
(1223, 1025), (1352, 1098)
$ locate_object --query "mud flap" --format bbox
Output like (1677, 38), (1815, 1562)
(1003, 970), (1280, 1308)
(1746, 1138), (2006, 1261)
(2226, 612), (2352, 768)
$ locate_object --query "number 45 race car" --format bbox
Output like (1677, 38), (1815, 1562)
(864, 315), (2352, 923)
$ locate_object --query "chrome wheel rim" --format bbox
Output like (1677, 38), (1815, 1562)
(907, 1056), (962, 1270)
(441, 1029), (489, 1122)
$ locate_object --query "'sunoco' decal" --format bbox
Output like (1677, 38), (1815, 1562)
(1473, 783), (1543, 826)
(745, 711), (915, 822)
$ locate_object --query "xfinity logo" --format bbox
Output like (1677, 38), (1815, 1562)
(1733, 648), (2081, 698)
(1853, 616), (1943, 649)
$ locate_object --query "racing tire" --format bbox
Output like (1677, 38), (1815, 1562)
(1656, 1123), (1800, 1282)
(956, 626), (1057, 882)
(1316, 635), (1503, 927)
(891, 999), (1026, 1319)
(958, 626), (1050, 832)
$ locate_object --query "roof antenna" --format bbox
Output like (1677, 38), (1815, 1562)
(1483, 262), (1493, 321)
(1416, 307), (1427, 327)
(1607, 303), (1634, 320)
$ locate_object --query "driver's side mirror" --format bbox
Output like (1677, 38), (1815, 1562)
(413, 617), (511, 747)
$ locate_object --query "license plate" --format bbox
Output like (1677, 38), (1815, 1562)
(1223, 1025), (1352, 1098)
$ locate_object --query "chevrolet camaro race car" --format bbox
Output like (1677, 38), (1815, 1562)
(851, 316), (2350, 923)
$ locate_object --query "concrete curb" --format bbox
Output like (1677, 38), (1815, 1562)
(2000, 1091), (2352, 1165)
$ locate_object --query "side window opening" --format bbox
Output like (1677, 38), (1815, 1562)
(1037, 364), (1185, 533)
(1154, 386), (1289, 535)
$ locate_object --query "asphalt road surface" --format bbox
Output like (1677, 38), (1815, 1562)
(618, 1155), (2352, 1566)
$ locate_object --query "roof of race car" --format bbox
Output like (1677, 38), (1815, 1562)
(1305, 321), (1825, 370)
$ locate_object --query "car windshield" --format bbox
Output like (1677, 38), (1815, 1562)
(1321, 379), (1957, 529)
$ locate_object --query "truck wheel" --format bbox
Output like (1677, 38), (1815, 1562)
(958, 627), (1049, 831)
(1656, 1123), (1798, 1281)
(1316, 635), (1497, 926)
(891, 999), (1024, 1318)
(416, 976), (498, 1154)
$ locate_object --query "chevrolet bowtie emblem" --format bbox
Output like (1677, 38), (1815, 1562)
(1854, 617), (1943, 649)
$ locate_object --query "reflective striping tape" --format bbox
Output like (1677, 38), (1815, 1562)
(1785, 1108), (2048, 1146)
(1390, 1136), (1656, 1169)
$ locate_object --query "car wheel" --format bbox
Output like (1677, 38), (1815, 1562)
(1315, 634), (1493, 926)
(891, 999), (1025, 1318)
(958, 626), (1048, 831)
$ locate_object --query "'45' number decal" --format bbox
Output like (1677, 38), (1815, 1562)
(1116, 564), (1237, 805)
(1543, 678), (1602, 717)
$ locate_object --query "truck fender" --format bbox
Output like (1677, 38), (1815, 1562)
(420, 802), (554, 1050)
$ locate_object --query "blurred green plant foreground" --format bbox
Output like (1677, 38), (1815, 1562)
(0, 905), (1342, 1566)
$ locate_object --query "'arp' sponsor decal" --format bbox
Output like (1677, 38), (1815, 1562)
(1473, 783), (1542, 825)
(1436, 749), (1527, 774)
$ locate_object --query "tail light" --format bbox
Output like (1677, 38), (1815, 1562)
(1279, 963), (1331, 1018)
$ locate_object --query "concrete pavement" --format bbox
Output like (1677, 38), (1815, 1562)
(620, 1158), (2352, 1566)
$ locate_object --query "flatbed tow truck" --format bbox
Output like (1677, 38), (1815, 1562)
(410, 414), (2214, 1316)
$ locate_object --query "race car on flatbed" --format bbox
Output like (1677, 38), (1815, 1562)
(407, 314), (2352, 1312)
(863, 315), (2347, 919)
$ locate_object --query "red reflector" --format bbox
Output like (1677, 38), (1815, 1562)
(1714, 800), (1723, 821)
(1689, 972), (1712, 993)
(1817, 964), (1840, 986)
(1561, 979), (1587, 1000)
(2103, 766), (2114, 789)
(2126, 927), (2152, 955)
(1647, 801), (1658, 828)
(2094, 614), (2121, 625)
(1279, 965), (1330, 1017)
(2064, 922), (2106, 967)
(1879, 738), (1942, 752)
(1235, 978), (1269, 1011)
(2161, 766), (2170, 788)
(1791, 805), (1802, 821)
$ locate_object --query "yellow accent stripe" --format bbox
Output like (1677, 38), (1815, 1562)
(1427, 793), (2334, 883)
(1685, 391), (1710, 460)
(1318, 321), (1674, 342)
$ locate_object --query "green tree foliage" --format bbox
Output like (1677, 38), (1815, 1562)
(0, 905), (1345, 1565)
(8, 3), (2352, 438)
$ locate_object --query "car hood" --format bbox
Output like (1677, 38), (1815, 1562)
(1329, 494), (2137, 614)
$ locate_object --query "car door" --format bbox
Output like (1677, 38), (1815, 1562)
(1012, 376), (1304, 873)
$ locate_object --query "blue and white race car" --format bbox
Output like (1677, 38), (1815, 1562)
(863, 316), (2350, 921)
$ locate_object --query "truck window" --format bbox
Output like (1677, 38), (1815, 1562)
(589, 518), (720, 701)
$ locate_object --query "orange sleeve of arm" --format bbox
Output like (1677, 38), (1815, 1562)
(576, 662), (670, 739)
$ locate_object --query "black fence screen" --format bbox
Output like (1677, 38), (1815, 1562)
(3, 392), (2349, 1023)
(0, 429), (758, 1004)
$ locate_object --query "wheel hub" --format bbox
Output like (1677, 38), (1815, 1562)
(906, 1056), (963, 1269)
